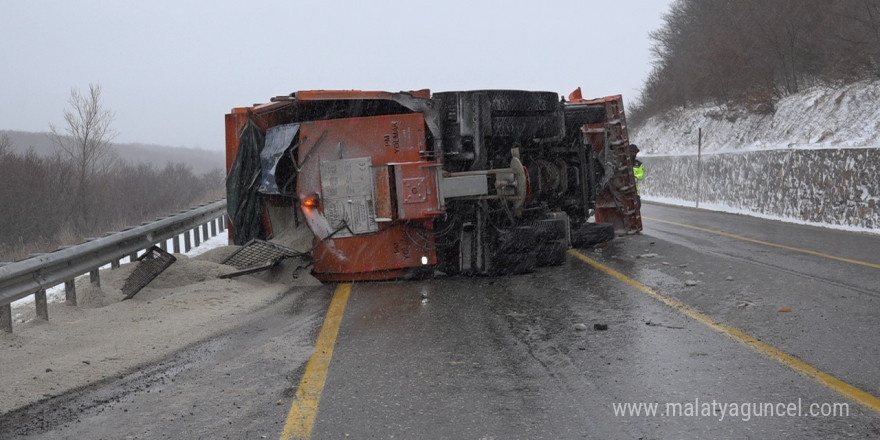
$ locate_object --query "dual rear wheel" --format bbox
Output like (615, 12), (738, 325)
(488, 221), (615, 275)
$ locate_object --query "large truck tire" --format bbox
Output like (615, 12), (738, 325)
(495, 226), (539, 254)
(491, 114), (564, 139)
(570, 223), (615, 248)
(484, 90), (564, 139)
(490, 225), (539, 275)
(534, 217), (568, 242)
(564, 105), (607, 128)
(535, 240), (567, 267)
(485, 90), (560, 113)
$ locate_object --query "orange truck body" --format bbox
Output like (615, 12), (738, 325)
(226, 88), (641, 281)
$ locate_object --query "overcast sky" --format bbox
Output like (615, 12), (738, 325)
(1, 1), (673, 151)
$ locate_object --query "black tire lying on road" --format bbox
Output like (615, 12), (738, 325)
(570, 223), (615, 248)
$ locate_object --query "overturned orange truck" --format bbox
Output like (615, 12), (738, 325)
(225, 88), (641, 282)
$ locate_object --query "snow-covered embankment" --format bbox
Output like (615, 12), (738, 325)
(631, 80), (880, 233)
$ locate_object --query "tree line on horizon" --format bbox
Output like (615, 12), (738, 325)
(630, 0), (880, 125)
(0, 86), (224, 262)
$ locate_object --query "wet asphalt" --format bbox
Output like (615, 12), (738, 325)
(3, 201), (880, 439)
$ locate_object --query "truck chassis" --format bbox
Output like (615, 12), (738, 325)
(225, 88), (641, 281)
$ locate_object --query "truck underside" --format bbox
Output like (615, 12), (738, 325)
(225, 88), (641, 281)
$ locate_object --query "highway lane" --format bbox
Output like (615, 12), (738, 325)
(306, 221), (880, 440)
(637, 202), (880, 399)
(4, 201), (880, 439)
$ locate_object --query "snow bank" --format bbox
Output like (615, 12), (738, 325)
(633, 79), (880, 155)
(631, 80), (880, 233)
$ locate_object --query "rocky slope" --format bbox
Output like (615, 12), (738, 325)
(630, 80), (880, 233)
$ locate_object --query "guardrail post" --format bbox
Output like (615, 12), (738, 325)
(159, 239), (167, 251)
(65, 280), (77, 306)
(0, 200), (227, 316)
(184, 231), (192, 252)
(1, 304), (11, 333)
(219, 215), (226, 232)
(173, 234), (181, 254)
(35, 289), (48, 320)
(90, 269), (100, 287)
(210, 220), (217, 237)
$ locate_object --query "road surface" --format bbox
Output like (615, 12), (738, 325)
(3, 202), (880, 439)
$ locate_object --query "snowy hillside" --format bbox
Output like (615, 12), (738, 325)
(630, 80), (880, 234)
(632, 79), (880, 155)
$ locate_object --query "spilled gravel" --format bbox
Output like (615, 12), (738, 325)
(0, 228), (320, 415)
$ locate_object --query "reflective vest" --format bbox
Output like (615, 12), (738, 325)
(632, 164), (645, 195)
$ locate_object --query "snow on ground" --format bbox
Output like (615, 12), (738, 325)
(645, 195), (880, 236)
(632, 79), (880, 155)
(631, 79), (880, 234)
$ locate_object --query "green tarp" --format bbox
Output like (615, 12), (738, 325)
(226, 119), (266, 245)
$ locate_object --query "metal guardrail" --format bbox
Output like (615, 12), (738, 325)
(0, 199), (228, 333)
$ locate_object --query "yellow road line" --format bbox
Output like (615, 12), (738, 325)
(643, 216), (880, 270)
(280, 283), (352, 440)
(568, 249), (880, 414)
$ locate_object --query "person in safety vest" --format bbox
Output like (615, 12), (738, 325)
(630, 144), (644, 204)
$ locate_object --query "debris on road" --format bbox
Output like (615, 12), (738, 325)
(685, 280), (700, 286)
(121, 246), (176, 300)
(220, 239), (307, 279)
(593, 323), (609, 331)
(646, 321), (685, 329)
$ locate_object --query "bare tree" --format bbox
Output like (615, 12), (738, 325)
(49, 83), (118, 232)
(634, 0), (880, 126)
(0, 150), (221, 261)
